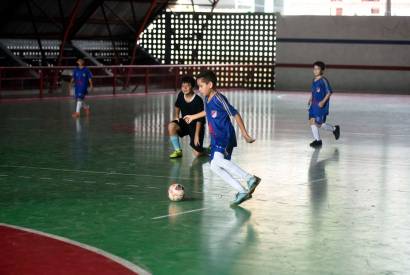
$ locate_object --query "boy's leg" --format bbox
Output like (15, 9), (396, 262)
(212, 150), (251, 181)
(320, 123), (340, 140)
(210, 152), (247, 193)
(168, 120), (183, 158)
(214, 147), (260, 194)
(309, 118), (322, 148)
(309, 118), (321, 141)
(76, 100), (82, 113)
(319, 116), (340, 140)
(72, 98), (81, 118)
(320, 123), (335, 132)
(82, 100), (90, 115)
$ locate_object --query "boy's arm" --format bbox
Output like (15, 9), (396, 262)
(234, 113), (255, 143)
(174, 107), (181, 120)
(69, 76), (75, 91)
(88, 78), (93, 92)
(183, 111), (206, 124)
(319, 93), (331, 108)
(319, 78), (332, 108)
(194, 121), (202, 146)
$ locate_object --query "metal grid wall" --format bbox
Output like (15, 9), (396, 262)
(140, 12), (276, 89)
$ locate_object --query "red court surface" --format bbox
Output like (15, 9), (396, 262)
(0, 224), (149, 275)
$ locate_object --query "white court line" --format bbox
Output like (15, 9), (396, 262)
(0, 223), (151, 275)
(0, 174), (9, 177)
(0, 165), (196, 180)
(105, 182), (118, 185)
(308, 178), (327, 184)
(152, 208), (208, 220)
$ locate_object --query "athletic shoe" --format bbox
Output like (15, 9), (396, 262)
(309, 140), (322, 148)
(231, 192), (252, 206)
(247, 176), (261, 195)
(169, 149), (182, 159)
(333, 125), (340, 140)
(72, 112), (80, 118)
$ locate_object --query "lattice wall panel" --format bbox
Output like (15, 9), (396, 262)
(140, 12), (276, 89)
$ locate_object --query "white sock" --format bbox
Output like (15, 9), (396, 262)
(76, 100), (82, 113)
(210, 152), (249, 193)
(321, 123), (335, 132)
(311, 125), (320, 141)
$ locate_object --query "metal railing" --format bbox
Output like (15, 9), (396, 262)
(0, 64), (275, 98)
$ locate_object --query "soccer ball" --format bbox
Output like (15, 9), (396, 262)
(168, 183), (185, 201)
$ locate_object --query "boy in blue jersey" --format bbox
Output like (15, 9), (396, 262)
(184, 70), (261, 206)
(70, 58), (93, 118)
(308, 61), (340, 148)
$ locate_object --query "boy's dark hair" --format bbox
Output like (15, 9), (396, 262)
(197, 70), (217, 87)
(180, 75), (196, 88)
(313, 61), (326, 71)
(76, 57), (85, 64)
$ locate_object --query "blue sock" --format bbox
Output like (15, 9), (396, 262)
(170, 135), (181, 151)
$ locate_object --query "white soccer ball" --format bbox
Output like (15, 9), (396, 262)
(168, 183), (185, 201)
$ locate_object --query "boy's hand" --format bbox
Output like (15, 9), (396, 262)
(318, 101), (325, 108)
(244, 134), (255, 143)
(194, 135), (200, 146)
(184, 115), (194, 124)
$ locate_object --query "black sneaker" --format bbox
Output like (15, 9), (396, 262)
(333, 125), (340, 140)
(309, 140), (323, 148)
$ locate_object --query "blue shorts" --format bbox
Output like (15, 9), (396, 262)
(210, 144), (234, 161)
(75, 89), (88, 100)
(309, 105), (328, 125)
(309, 114), (327, 125)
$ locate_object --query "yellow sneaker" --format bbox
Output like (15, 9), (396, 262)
(169, 149), (182, 159)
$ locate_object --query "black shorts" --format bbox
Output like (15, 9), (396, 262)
(172, 118), (205, 152)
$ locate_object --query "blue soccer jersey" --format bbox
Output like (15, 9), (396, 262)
(309, 77), (332, 124)
(72, 67), (92, 99)
(205, 92), (238, 160)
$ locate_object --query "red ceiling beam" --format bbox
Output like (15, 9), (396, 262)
(56, 0), (82, 66)
(129, 0), (157, 66)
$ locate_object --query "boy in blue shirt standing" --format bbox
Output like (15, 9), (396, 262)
(308, 61), (340, 148)
(184, 70), (261, 206)
(70, 58), (93, 118)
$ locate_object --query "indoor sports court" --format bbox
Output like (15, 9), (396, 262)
(1, 1), (410, 275)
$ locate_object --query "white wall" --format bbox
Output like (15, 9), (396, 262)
(276, 16), (410, 93)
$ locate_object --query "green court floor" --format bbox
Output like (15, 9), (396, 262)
(1, 91), (410, 275)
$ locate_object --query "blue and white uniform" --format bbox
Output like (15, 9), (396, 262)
(309, 77), (332, 124)
(72, 67), (92, 100)
(205, 92), (237, 160)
